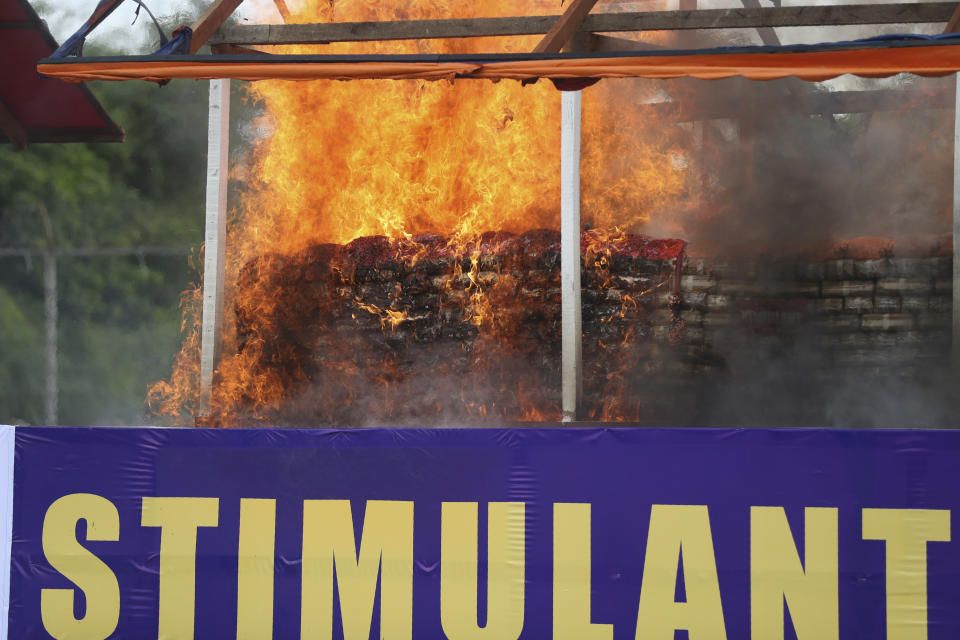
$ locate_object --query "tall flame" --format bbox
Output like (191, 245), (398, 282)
(148, 0), (694, 425)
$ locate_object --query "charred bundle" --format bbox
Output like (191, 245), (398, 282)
(228, 229), (686, 426)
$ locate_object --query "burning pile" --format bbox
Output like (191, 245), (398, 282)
(217, 229), (685, 426)
(146, 1), (695, 427)
(147, 0), (955, 428)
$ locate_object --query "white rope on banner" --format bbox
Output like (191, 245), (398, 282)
(0, 425), (14, 640)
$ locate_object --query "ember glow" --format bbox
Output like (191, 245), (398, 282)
(148, 0), (695, 426)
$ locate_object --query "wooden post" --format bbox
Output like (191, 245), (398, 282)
(561, 90), (583, 423)
(43, 246), (57, 426)
(946, 8), (960, 374)
(38, 205), (57, 426)
(953, 74), (960, 372)
(199, 79), (230, 417)
(740, 84), (757, 202)
(210, 4), (960, 47)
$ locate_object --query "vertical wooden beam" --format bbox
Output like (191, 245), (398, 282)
(38, 205), (57, 426)
(43, 246), (57, 426)
(561, 90), (583, 423)
(533, 0), (601, 53)
(953, 75), (960, 372)
(679, 0), (701, 209)
(199, 79), (230, 417)
(740, 84), (757, 200)
(540, 0), (594, 421)
(944, 8), (960, 372)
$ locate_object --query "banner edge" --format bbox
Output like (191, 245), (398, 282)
(0, 425), (14, 640)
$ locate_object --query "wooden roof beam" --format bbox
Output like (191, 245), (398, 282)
(189, 0), (246, 54)
(273, 0), (291, 22)
(739, 0), (781, 48)
(735, 0), (835, 124)
(533, 0), (601, 53)
(209, 3), (959, 46)
(944, 1), (960, 32)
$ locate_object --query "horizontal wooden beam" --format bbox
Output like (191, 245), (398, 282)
(210, 3), (958, 46)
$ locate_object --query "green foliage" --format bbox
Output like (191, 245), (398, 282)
(0, 72), (214, 425)
(0, 0), (267, 425)
(0, 283), (43, 424)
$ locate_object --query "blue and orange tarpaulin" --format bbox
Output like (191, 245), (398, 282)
(38, 35), (960, 84)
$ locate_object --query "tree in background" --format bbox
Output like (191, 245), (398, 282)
(0, 57), (217, 424)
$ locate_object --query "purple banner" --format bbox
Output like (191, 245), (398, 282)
(6, 426), (960, 639)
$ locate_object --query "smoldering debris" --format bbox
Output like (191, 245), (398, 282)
(210, 230), (686, 427)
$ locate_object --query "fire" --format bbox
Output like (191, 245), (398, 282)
(148, 0), (695, 426)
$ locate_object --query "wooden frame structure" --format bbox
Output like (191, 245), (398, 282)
(208, 3), (960, 47)
(190, 0), (960, 421)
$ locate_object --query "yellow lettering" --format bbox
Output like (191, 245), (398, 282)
(635, 505), (726, 640)
(141, 497), (219, 640)
(301, 499), (414, 640)
(553, 503), (613, 640)
(40, 493), (120, 640)
(862, 508), (951, 640)
(750, 507), (838, 640)
(237, 498), (277, 640)
(440, 502), (525, 639)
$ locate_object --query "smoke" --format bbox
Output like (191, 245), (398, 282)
(674, 319), (959, 429)
(618, 4), (958, 428)
(652, 74), (955, 258)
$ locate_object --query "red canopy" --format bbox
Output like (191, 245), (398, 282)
(1, 0), (122, 148)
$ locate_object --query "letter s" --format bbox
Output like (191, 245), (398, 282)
(41, 493), (120, 640)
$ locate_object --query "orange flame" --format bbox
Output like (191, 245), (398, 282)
(148, 0), (695, 426)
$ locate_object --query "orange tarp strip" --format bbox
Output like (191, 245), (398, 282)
(38, 61), (482, 83)
(38, 44), (960, 84)
(474, 45), (960, 81)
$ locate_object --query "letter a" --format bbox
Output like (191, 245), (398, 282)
(635, 505), (726, 640)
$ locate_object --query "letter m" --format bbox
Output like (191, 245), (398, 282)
(301, 500), (414, 640)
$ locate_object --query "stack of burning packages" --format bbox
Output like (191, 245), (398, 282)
(232, 229), (686, 425)
(232, 230), (952, 426)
